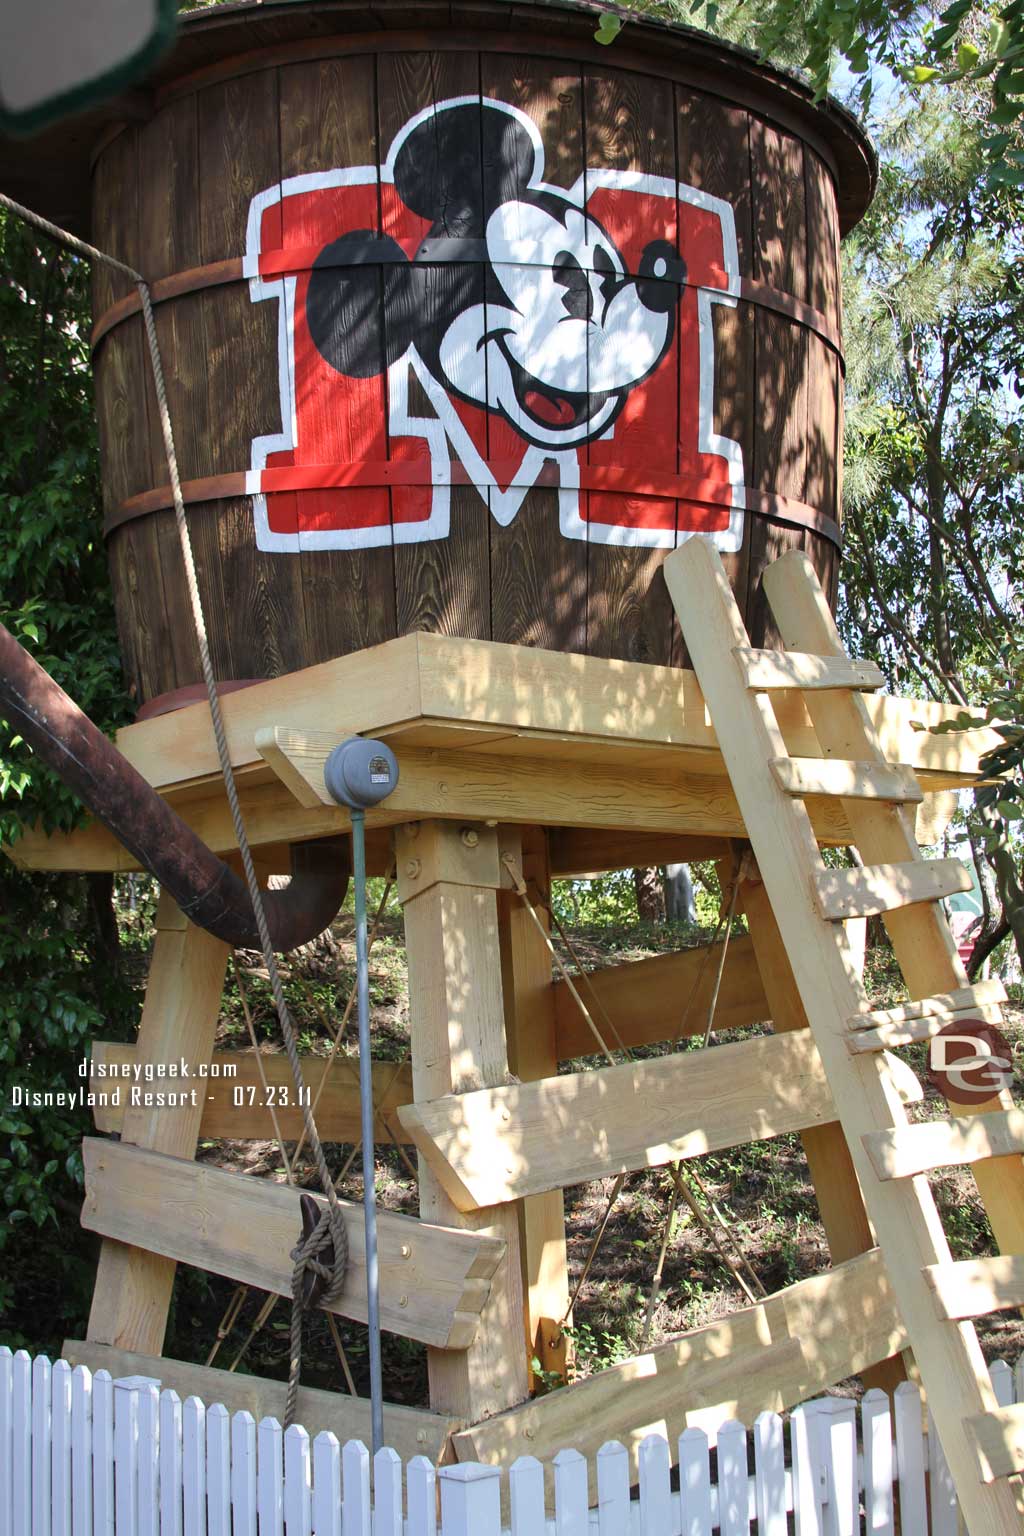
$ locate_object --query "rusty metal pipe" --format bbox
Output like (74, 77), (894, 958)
(0, 621), (348, 950)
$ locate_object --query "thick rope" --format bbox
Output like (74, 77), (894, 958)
(0, 192), (346, 1426)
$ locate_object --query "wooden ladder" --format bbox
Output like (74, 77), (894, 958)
(664, 538), (1024, 1531)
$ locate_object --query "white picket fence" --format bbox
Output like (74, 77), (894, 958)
(3, 1348), (1023, 1534)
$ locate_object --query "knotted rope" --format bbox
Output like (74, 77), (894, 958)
(0, 191), (348, 1424)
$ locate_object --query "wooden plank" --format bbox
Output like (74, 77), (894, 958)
(86, 894), (230, 1356)
(735, 648), (885, 692)
(762, 549), (1024, 1260)
(399, 1030), (840, 1212)
(497, 827), (571, 1381)
(925, 1256), (1024, 1321)
(80, 1138), (503, 1351)
(813, 858), (972, 920)
(398, 820), (529, 1420)
(454, 1248), (906, 1490)
(966, 1404), (1024, 1482)
(665, 537), (1024, 1531)
(770, 757), (922, 803)
(849, 980), (1007, 1031)
(849, 1009), (1004, 1055)
(61, 1342), (452, 1467)
(88, 1042), (415, 1142)
(551, 933), (769, 1058)
(864, 1110), (1024, 1182)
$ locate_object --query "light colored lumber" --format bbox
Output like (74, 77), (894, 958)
(924, 1255), (1024, 1321)
(763, 549), (1024, 1256)
(864, 1110), (1024, 1182)
(88, 1042), (414, 1142)
(551, 932), (768, 1058)
(848, 1010), (1005, 1054)
(497, 826), (571, 1381)
(734, 647), (885, 692)
(398, 820), (529, 1421)
(813, 858), (972, 920)
(967, 1404), (1024, 1482)
(665, 539), (1024, 1530)
(399, 1030), (838, 1211)
(849, 980), (1008, 1031)
(81, 1138), (503, 1350)
(454, 1248), (906, 1491)
(738, 874), (907, 1395)
(62, 1341), (453, 1464)
(770, 756), (922, 803)
(86, 893), (230, 1355)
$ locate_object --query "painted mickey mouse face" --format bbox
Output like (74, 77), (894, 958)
(307, 99), (685, 452)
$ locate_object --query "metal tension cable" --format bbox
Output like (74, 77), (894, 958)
(322, 737), (400, 1456)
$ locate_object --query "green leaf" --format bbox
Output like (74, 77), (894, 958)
(957, 42), (981, 70)
(911, 64), (942, 82)
(594, 13), (623, 45)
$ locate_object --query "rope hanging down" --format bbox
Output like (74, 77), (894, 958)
(0, 191), (345, 1428)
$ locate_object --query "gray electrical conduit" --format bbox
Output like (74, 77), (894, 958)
(0, 619), (348, 951)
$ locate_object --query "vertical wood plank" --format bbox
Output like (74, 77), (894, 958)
(12, 1353), (31, 1536)
(341, 1439), (370, 1536)
(406, 1456), (437, 1536)
(91, 1372), (114, 1536)
(31, 1351), (52, 1536)
(716, 1421), (750, 1536)
(439, 1464), (502, 1536)
(182, 1398), (206, 1536)
(135, 1386), (159, 1536)
(205, 1404), (231, 1536)
(112, 1379), (138, 1536)
(596, 1442), (631, 1536)
(284, 1425), (312, 1536)
(861, 1390), (894, 1536)
(0, 1348), (12, 1536)
(927, 1406), (959, 1536)
(893, 1383), (927, 1536)
(677, 1428), (711, 1536)
(510, 1455), (545, 1536)
(50, 1360), (73, 1536)
(991, 1358), (1014, 1406)
(822, 1401), (857, 1536)
(554, 1447), (589, 1536)
(231, 1411), (258, 1536)
(790, 1403), (825, 1536)
(70, 1365), (93, 1536)
(753, 1412), (786, 1536)
(372, 1447), (402, 1536)
(638, 1436), (671, 1536)
(159, 1391), (184, 1536)
(257, 1419), (284, 1536)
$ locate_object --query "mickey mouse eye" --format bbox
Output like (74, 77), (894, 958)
(552, 250), (593, 323)
(593, 245), (620, 306)
(637, 240), (686, 314)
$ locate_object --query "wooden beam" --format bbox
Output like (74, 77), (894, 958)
(453, 1248), (906, 1491)
(864, 1111), (1024, 1182)
(497, 827), (571, 1382)
(813, 858), (972, 920)
(62, 1341), (454, 1465)
(398, 820), (530, 1421)
(399, 1031), (850, 1212)
(967, 1405), (1024, 1482)
(551, 933), (769, 1059)
(849, 981), (1007, 1031)
(770, 757), (922, 803)
(89, 1043), (415, 1142)
(735, 648), (885, 692)
(925, 1256), (1024, 1321)
(547, 828), (730, 878)
(86, 894), (229, 1356)
(81, 1138), (504, 1350)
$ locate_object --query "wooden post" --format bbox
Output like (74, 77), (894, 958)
(497, 827), (572, 1383)
(396, 821), (530, 1422)
(86, 891), (230, 1353)
(738, 873), (907, 1395)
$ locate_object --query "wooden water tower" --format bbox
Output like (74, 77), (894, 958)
(5, 3), (1024, 1525)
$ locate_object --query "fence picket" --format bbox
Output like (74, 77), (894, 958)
(752, 1412), (785, 1536)
(860, 1389), (894, 1536)
(991, 1358), (1014, 1407)
(341, 1440), (370, 1536)
(596, 1442), (631, 1536)
(50, 1361), (73, 1536)
(32, 1351), (52, 1536)
(1014, 1353), (1024, 1407)
(639, 1435), (672, 1536)
(372, 1446), (402, 1536)
(406, 1456), (437, 1536)
(439, 1463), (501, 1536)
(231, 1412), (258, 1536)
(893, 1381), (927, 1535)
(70, 1366), (93, 1536)
(926, 1408), (958, 1536)
(717, 1420), (750, 1536)
(135, 1386), (159, 1536)
(159, 1391), (183, 1536)
(554, 1447), (589, 1536)
(182, 1399), (206, 1536)
(113, 1379), (140, 1536)
(284, 1425), (312, 1536)
(258, 1419), (285, 1536)
(790, 1404), (825, 1536)
(509, 1456), (545, 1536)
(206, 1404), (231, 1536)
(12, 1353), (31, 1536)
(91, 1372), (114, 1536)
(677, 1428), (711, 1536)
(821, 1401), (857, 1536)
(0, 1348), (11, 1536)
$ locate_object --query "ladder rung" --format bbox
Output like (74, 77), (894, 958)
(924, 1256), (1024, 1322)
(864, 1109), (1024, 1181)
(848, 980), (1008, 1032)
(734, 647), (885, 692)
(966, 1405), (1024, 1483)
(848, 1009), (1003, 1054)
(813, 858), (972, 920)
(770, 757), (923, 803)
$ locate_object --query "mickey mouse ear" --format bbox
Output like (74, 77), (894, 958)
(392, 101), (537, 230)
(307, 232), (413, 378)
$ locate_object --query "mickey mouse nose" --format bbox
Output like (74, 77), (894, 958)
(637, 239), (685, 314)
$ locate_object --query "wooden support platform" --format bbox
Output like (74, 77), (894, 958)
(81, 1139), (505, 1349)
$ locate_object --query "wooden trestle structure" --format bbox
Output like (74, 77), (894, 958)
(10, 544), (1024, 1522)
